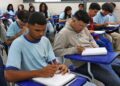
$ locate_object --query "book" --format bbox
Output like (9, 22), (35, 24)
(32, 73), (76, 86)
(82, 47), (107, 56)
(93, 31), (105, 34)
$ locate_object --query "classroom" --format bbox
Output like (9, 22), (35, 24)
(1, 0), (120, 86)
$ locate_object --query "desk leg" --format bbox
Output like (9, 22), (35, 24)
(87, 62), (94, 81)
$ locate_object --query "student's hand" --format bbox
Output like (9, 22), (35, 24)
(103, 22), (109, 26)
(4, 40), (12, 46)
(37, 64), (58, 77)
(57, 64), (68, 75)
(76, 45), (85, 53)
(89, 30), (94, 33)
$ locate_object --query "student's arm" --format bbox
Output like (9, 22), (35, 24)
(85, 27), (99, 48)
(54, 33), (83, 57)
(59, 19), (66, 23)
(46, 11), (51, 21)
(93, 14), (109, 28)
(5, 37), (67, 82)
(94, 22), (108, 27)
(5, 27), (26, 46)
(43, 37), (68, 74)
(59, 12), (66, 23)
(5, 64), (58, 82)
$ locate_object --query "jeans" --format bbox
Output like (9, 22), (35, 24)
(74, 62), (120, 86)
(0, 55), (7, 86)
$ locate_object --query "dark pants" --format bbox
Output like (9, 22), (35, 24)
(0, 55), (7, 86)
(74, 60), (120, 86)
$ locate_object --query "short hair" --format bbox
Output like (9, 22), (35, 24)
(17, 10), (29, 23)
(79, 3), (84, 7)
(73, 10), (90, 24)
(89, 3), (101, 10)
(7, 4), (14, 12)
(102, 3), (113, 13)
(28, 12), (47, 25)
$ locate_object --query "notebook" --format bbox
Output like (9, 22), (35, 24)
(107, 24), (119, 27)
(82, 47), (107, 56)
(93, 31), (105, 34)
(32, 73), (76, 86)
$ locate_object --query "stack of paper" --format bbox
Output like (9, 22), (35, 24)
(82, 47), (107, 56)
(32, 73), (76, 86)
(107, 24), (119, 27)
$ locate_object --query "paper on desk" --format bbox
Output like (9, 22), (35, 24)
(93, 31), (105, 34)
(82, 47), (107, 56)
(32, 73), (76, 86)
(107, 24), (119, 27)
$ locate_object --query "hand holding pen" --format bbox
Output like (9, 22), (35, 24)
(76, 45), (85, 54)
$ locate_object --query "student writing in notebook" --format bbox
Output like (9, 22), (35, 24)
(87, 3), (114, 52)
(5, 10), (29, 46)
(5, 12), (68, 82)
(53, 10), (120, 86)
(93, 3), (120, 51)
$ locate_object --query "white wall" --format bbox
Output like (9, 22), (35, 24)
(0, 0), (23, 12)
(24, 3), (79, 15)
(0, 0), (79, 15)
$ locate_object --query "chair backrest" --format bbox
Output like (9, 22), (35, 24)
(0, 55), (7, 86)
(52, 15), (59, 26)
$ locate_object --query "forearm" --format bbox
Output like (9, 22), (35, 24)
(54, 47), (78, 57)
(6, 32), (23, 45)
(5, 70), (42, 82)
(59, 19), (66, 23)
(94, 23), (106, 27)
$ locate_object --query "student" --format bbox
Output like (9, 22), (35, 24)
(53, 10), (120, 86)
(16, 4), (25, 15)
(29, 6), (35, 14)
(7, 4), (15, 16)
(5, 12), (68, 82)
(6, 4), (15, 22)
(78, 3), (84, 11)
(29, 2), (33, 7)
(58, 6), (72, 31)
(39, 2), (55, 40)
(39, 2), (51, 21)
(93, 3), (120, 51)
(107, 2), (117, 23)
(5, 10), (29, 46)
(59, 6), (72, 23)
(107, 2), (120, 24)
(87, 3), (114, 52)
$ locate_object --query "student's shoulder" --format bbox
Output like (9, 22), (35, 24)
(59, 12), (65, 18)
(57, 28), (70, 38)
(8, 21), (17, 28)
(12, 35), (25, 45)
(41, 36), (50, 42)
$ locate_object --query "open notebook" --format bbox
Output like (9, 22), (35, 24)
(93, 31), (105, 34)
(32, 73), (76, 86)
(82, 47), (107, 56)
(107, 24), (119, 27)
